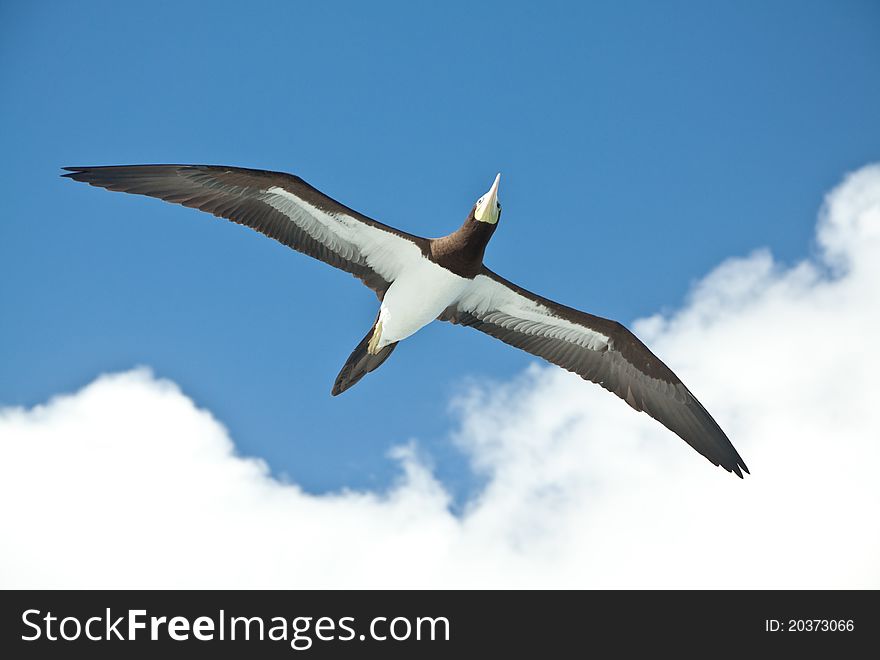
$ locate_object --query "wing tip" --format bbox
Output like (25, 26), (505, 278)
(61, 166), (100, 182)
(721, 455), (749, 479)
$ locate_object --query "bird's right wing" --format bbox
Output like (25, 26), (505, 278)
(441, 267), (748, 477)
(63, 164), (431, 299)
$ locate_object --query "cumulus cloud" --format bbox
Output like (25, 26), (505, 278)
(2, 165), (879, 588)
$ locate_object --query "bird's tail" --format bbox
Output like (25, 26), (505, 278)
(331, 323), (398, 395)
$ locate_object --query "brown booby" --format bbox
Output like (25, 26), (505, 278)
(63, 165), (748, 477)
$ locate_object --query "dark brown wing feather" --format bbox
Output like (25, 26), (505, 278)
(63, 164), (429, 299)
(441, 267), (748, 477)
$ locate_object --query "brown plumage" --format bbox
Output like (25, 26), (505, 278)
(430, 210), (498, 278)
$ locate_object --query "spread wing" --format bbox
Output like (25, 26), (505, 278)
(63, 164), (430, 299)
(441, 267), (748, 477)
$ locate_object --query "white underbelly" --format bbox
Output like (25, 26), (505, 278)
(376, 260), (469, 347)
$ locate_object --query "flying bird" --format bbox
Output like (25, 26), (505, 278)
(63, 165), (748, 477)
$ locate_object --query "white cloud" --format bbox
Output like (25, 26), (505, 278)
(2, 165), (879, 588)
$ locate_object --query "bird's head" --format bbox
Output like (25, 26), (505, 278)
(473, 173), (502, 225)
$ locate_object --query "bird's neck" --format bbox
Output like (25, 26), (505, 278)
(452, 216), (497, 259)
(430, 216), (497, 278)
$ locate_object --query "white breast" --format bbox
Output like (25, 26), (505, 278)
(376, 260), (469, 347)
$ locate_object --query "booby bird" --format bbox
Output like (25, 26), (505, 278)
(63, 164), (748, 477)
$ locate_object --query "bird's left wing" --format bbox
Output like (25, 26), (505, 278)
(440, 267), (748, 477)
(63, 164), (430, 299)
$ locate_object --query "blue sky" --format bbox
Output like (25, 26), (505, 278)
(2, 0), (879, 499)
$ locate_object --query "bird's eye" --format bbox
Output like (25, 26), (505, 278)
(496, 202), (501, 209)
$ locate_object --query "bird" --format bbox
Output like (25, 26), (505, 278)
(63, 164), (748, 478)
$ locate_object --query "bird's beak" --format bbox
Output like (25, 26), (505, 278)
(474, 173), (501, 224)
